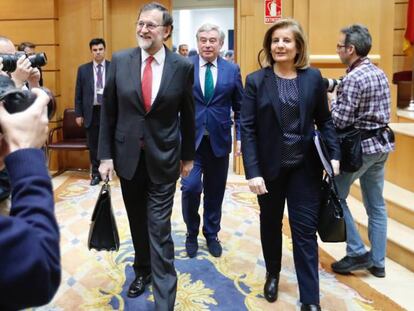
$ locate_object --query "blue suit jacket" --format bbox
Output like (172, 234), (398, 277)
(241, 66), (341, 181)
(75, 60), (110, 128)
(191, 55), (243, 157)
(0, 149), (61, 310)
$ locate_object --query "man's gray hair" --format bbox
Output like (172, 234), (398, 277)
(341, 24), (372, 57)
(196, 23), (225, 43)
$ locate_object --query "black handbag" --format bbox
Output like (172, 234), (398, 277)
(313, 131), (347, 242)
(318, 174), (346, 242)
(336, 126), (362, 173)
(88, 179), (120, 251)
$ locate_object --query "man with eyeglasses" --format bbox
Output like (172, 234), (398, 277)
(98, 2), (195, 310)
(329, 24), (394, 278)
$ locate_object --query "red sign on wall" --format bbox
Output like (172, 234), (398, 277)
(264, 0), (282, 24)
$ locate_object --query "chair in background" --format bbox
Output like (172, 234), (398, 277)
(46, 108), (88, 175)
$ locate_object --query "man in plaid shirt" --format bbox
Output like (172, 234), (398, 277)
(329, 24), (395, 278)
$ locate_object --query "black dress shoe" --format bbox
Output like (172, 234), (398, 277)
(127, 274), (151, 298)
(90, 176), (101, 186)
(185, 235), (198, 258)
(206, 238), (222, 257)
(264, 273), (279, 302)
(301, 303), (321, 311)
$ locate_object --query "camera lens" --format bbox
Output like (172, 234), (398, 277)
(0, 54), (18, 72)
(28, 53), (47, 68)
(0, 52), (47, 72)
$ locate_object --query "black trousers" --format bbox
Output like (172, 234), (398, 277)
(258, 164), (322, 304)
(86, 105), (101, 178)
(119, 151), (177, 311)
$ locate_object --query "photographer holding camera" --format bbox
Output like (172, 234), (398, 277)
(0, 59), (61, 309)
(0, 36), (41, 89)
(0, 36), (46, 211)
(17, 41), (44, 87)
(329, 25), (395, 278)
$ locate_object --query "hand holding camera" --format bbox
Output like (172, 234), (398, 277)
(0, 87), (49, 154)
(0, 52), (47, 89)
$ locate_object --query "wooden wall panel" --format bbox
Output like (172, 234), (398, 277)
(0, 20), (57, 44)
(0, 0), (55, 20)
(394, 2), (408, 29)
(40, 45), (59, 70)
(394, 55), (414, 72)
(308, 0), (380, 55)
(394, 29), (406, 55)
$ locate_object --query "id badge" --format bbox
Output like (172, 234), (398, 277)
(97, 88), (104, 95)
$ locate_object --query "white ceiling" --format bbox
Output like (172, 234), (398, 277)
(172, 0), (234, 10)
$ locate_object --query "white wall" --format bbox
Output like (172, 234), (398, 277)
(172, 8), (234, 53)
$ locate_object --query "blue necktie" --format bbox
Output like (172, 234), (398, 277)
(204, 62), (214, 103)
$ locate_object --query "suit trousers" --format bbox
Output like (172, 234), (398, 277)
(86, 105), (101, 178)
(119, 151), (177, 311)
(181, 135), (229, 240)
(258, 164), (322, 304)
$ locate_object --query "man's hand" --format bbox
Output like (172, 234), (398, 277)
(235, 140), (241, 156)
(180, 160), (193, 178)
(0, 88), (49, 155)
(75, 117), (84, 127)
(10, 55), (32, 88)
(247, 176), (268, 195)
(27, 67), (41, 89)
(99, 159), (114, 181)
(331, 159), (340, 176)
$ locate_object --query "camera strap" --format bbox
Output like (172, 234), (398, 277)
(346, 56), (367, 74)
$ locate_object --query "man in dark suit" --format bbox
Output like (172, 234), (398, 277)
(181, 23), (243, 258)
(75, 38), (110, 186)
(98, 3), (195, 310)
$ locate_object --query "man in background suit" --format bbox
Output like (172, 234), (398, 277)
(98, 3), (195, 310)
(181, 23), (243, 258)
(75, 38), (110, 186)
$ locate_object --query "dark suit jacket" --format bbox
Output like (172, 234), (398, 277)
(0, 149), (61, 310)
(191, 55), (243, 157)
(241, 66), (341, 181)
(98, 46), (195, 183)
(75, 60), (110, 128)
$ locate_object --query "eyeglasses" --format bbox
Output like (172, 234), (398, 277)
(336, 44), (347, 50)
(136, 21), (165, 31)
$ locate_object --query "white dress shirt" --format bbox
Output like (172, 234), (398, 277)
(141, 47), (166, 106)
(199, 57), (218, 96)
(93, 60), (106, 105)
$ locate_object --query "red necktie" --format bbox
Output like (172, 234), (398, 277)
(142, 56), (154, 112)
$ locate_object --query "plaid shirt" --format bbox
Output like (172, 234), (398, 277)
(331, 57), (395, 154)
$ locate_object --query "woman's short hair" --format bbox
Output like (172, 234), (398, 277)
(262, 18), (309, 69)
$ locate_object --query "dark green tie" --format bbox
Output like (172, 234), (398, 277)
(204, 62), (214, 103)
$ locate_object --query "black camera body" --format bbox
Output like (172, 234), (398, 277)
(323, 77), (342, 92)
(0, 52), (47, 72)
(0, 75), (55, 120)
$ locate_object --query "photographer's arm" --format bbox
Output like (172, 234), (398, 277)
(0, 89), (61, 309)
